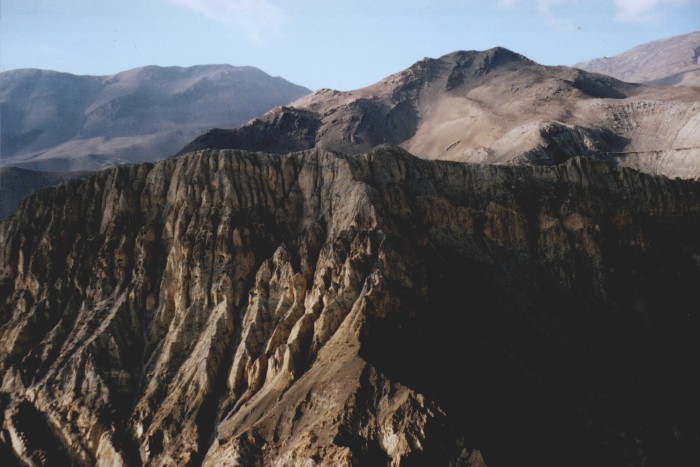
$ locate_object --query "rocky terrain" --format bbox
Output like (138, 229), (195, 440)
(1, 65), (310, 172)
(0, 64), (309, 219)
(2, 146), (700, 466)
(576, 31), (700, 87)
(180, 47), (700, 180)
(0, 167), (89, 220)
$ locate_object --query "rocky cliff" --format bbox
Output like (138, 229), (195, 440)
(0, 167), (90, 220)
(0, 64), (310, 220)
(2, 147), (700, 466)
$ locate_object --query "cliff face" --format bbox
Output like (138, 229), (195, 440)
(0, 167), (90, 220)
(2, 147), (700, 466)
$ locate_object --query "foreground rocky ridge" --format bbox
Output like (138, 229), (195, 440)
(0, 65), (310, 220)
(1, 147), (700, 466)
(0, 167), (90, 220)
(180, 47), (700, 180)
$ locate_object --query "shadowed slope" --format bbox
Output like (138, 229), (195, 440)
(0, 167), (90, 219)
(1, 147), (700, 465)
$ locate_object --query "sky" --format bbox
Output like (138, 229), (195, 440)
(1, 0), (699, 91)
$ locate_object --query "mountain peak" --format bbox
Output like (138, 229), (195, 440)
(440, 46), (532, 68)
(180, 44), (699, 180)
(368, 47), (537, 98)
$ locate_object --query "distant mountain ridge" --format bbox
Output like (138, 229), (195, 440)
(180, 46), (700, 180)
(575, 31), (700, 87)
(1, 64), (310, 171)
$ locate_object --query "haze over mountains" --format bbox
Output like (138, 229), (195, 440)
(183, 45), (700, 180)
(576, 31), (700, 87)
(0, 65), (310, 172)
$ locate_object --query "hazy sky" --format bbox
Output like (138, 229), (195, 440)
(2, 0), (699, 90)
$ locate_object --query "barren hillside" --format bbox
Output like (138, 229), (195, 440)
(182, 48), (700, 179)
(576, 31), (700, 86)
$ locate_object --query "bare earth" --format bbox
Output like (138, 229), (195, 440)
(575, 31), (700, 86)
(183, 47), (700, 180)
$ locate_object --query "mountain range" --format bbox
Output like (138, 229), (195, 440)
(2, 33), (699, 221)
(0, 64), (310, 172)
(2, 33), (700, 466)
(576, 31), (700, 87)
(182, 46), (700, 180)
(0, 65), (309, 218)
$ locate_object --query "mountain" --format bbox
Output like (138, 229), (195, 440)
(2, 146), (700, 466)
(0, 65), (310, 172)
(576, 31), (700, 87)
(180, 47), (700, 180)
(0, 167), (89, 219)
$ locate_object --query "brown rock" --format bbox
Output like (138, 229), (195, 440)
(1, 147), (700, 465)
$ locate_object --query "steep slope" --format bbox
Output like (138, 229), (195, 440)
(2, 147), (700, 466)
(0, 65), (310, 171)
(180, 47), (700, 180)
(576, 31), (700, 86)
(0, 167), (89, 219)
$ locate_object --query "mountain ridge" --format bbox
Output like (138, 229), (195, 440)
(575, 31), (700, 86)
(2, 37), (700, 466)
(2, 146), (700, 465)
(1, 64), (311, 172)
(179, 46), (700, 180)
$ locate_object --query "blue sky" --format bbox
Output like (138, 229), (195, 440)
(2, 0), (699, 91)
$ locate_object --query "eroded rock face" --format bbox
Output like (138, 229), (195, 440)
(1, 147), (700, 466)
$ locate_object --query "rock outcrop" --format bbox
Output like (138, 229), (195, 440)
(180, 47), (700, 180)
(0, 64), (310, 220)
(0, 167), (89, 220)
(1, 147), (700, 466)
